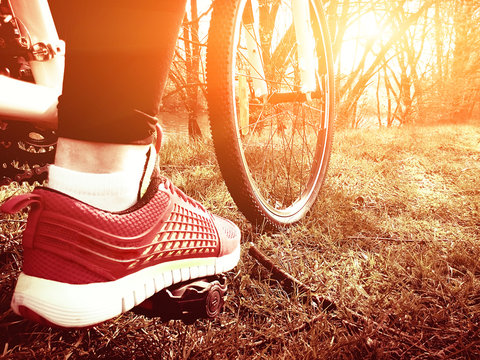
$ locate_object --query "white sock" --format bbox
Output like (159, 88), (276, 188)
(48, 164), (145, 212)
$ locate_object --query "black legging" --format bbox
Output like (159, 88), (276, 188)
(50, 0), (187, 145)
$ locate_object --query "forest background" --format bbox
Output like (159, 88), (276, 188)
(165, 0), (480, 132)
(2, 1), (480, 358)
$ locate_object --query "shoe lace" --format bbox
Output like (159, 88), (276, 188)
(161, 178), (207, 212)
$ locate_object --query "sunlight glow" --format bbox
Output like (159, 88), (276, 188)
(339, 11), (393, 74)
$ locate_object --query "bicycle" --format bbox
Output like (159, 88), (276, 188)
(0, 0), (334, 230)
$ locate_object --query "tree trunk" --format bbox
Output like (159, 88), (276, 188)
(185, 0), (202, 138)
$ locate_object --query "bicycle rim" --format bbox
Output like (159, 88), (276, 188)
(207, 0), (334, 229)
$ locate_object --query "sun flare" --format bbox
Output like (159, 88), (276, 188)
(339, 11), (393, 73)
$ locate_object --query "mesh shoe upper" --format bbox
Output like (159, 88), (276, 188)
(3, 177), (238, 285)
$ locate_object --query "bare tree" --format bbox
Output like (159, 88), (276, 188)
(333, 0), (433, 127)
(162, 2), (211, 138)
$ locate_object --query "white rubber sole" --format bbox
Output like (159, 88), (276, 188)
(11, 245), (240, 328)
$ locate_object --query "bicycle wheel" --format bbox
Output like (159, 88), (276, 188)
(207, 0), (334, 229)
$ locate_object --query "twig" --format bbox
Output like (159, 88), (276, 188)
(246, 243), (370, 348)
(176, 37), (208, 48)
(181, 3), (213, 26)
(248, 243), (336, 312)
(346, 236), (452, 243)
(247, 243), (431, 352)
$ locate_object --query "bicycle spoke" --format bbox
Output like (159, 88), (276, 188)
(208, 0), (333, 223)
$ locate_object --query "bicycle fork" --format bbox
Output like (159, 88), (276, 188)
(242, 0), (318, 100)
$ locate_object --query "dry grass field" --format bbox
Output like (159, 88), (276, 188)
(1, 124), (479, 359)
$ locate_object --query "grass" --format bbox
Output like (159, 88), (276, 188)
(1, 124), (480, 359)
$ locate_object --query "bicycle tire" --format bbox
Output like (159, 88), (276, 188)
(207, 0), (334, 230)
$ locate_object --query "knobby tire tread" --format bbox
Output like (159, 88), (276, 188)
(207, 0), (273, 230)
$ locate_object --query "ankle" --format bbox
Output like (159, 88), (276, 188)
(54, 137), (150, 174)
(48, 138), (152, 211)
(48, 166), (144, 211)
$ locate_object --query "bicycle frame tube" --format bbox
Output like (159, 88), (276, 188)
(243, 0), (268, 98)
(0, 0), (63, 127)
(291, 0), (317, 93)
(243, 0), (318, 98)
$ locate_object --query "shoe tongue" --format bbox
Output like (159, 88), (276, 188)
(138, 124), (163, 199)
(157, 178), (168, 192)
(138, 144), (158, 199)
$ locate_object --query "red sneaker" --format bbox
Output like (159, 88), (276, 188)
(1, 175), (241, 328)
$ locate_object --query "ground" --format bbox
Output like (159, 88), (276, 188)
(1, 124), (479, 359)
